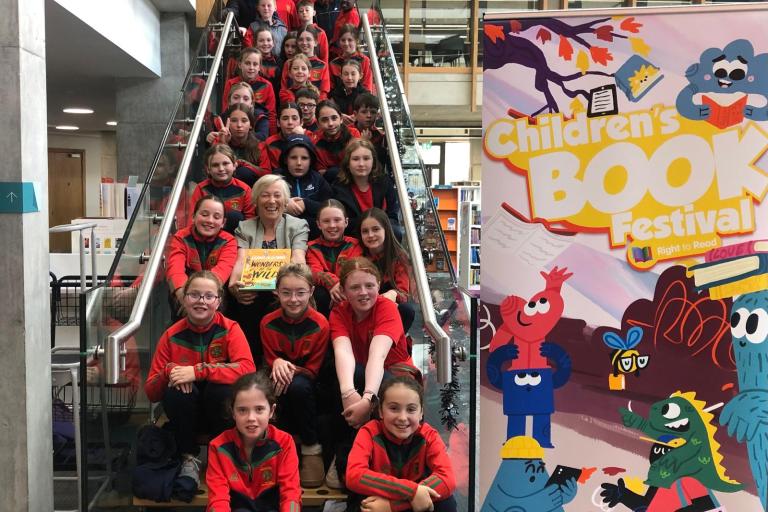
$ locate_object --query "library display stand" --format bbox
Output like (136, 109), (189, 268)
(430, 184), (480, 278)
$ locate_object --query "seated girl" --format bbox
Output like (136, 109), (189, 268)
(206, 371), (301, 512)
(278, 133), (332, 240)
(332, 139), (400, 239)
(329, 24), (373, 92)
(306, 199), (362, 317)
(166, 195), (238, 317)
(311, 99), (360, 183)
(359, 207), (415, 332)
(189, 144), (256, 233)
(346, 377), (457, 512)
(329, 59), (369, 117)
(263, 102), (305, 172)
(144, 271), (255, 484)
(260, 263), (330, 488)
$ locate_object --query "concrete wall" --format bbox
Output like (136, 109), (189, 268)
(48, 131), (117, 216)
(53, 0), (162, 75)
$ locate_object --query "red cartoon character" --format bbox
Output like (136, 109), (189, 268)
(489, 266), (572, 369)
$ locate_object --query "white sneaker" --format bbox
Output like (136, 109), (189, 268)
(179, 454), (202, 487)
(324, 455), (343, 489)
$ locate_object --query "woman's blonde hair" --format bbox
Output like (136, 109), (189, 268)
(252, 174), (290, 208)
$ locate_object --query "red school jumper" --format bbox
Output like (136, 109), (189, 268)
(346, 420), (456, 511)
(206, 424), (301, 512)
(144, 312), (255, 402)
(222, 75), (277, 134)
(329, 52), (373, 92)
(306, 236), (363, 290)
(165, 226), (238, 293)
(329, 295), (414, 371)
(189, 178), (256, 225)
(260, 306), (330, 378)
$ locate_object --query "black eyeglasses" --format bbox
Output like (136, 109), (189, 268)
(185, 292), (220, 304)
(298, 103), (317, 110)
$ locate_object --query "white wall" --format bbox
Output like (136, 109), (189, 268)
(53, 0), (162, 75)
(47, 131), (117, 216)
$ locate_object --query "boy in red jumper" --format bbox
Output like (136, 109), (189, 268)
(145, 272), (255, 484)
(190, 144), (257, 233)
(346, 377), (457, 512)
(206, 371), (301, 512)
(296, 0), (329, 63)
(260, 263), (330, 487)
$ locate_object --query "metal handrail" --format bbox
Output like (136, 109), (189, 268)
(361, 15), (453, 384)
(49, 222), (98, 293)
(104, 12), (235, 384)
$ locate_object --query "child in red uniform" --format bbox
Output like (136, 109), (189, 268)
(346, 377), (457, 512)
(145, 271), (255, 484)
(330, 59), (369, 116)
(306, 199), (362, 316)
(328, 257), (420, 488)
(167, 195), (238, 315)
(263, 102), (305, 171)
(254, 28), (282, 97)
(190, 144), (257, 233)
(352, 93), (387, 168)
(296, 0), (329, 63)
(222, 48), (277, 134)
(359, 207), (414, 332)
(281, 30), (299, 62)
(243, 0), (288, 57)
(296, 87), (320, 132)
(260, 263), (330, 488)
(281, 25), (331, 98)
(329, 24), (372, 92)
(211, 104), (271, 186)
(206, 371), (301, 512)
(279, 54), (322, 104)
(331, 0), (360, 48)
(332, 139), (399, 240)
(311, 99), (360, 182)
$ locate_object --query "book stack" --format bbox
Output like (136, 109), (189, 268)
(690, 240), (768, 299)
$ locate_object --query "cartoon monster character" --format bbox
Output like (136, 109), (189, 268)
(600, 434), (725, 511)
(481, 436), (578, 512)
(619, 391), (742, 503)
(720, 290), (768, 511)
(487, 342), (571, 447)
(602, 326), (650, 391)
(488, 266), (573, 369)
(676, 39), (768, 127)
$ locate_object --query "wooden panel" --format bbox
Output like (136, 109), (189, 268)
(197, 0), (217, 28)
(48, 149), (85, 253)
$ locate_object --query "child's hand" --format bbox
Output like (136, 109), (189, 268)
(410, 485), (439, 512)
(230, 281), (257, 305)
(218, 118), (232, 143)
(361, 496), (392, 512)
(271, 358), (296, 395)
(341, 113), (355, 126)
(359, 128), (372, 140)
(329, 283), (346, 304)
(381, 290), (398, 303)
(206, 131), (218, 144)
(342, 395), (372, 429)
(174, 382), (194, 393)
(290, 124), (305, 135)
(169, 365), (196, 386)
(286, 197), (305, 216)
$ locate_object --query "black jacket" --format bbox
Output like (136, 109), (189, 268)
(279, 169), (333, 239)
(332, 176), (402, 240)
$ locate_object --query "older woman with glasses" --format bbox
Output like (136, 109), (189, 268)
(228, 174), (310, 363)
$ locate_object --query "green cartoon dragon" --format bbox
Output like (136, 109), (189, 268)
(619, 391), (742, 493)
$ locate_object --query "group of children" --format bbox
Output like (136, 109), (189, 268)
(143, 1), (456, 510)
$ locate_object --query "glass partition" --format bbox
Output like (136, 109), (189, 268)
(75, 1), (236, 508)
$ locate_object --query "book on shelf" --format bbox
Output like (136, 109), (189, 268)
(470, 228), (481, 244)
(471, 246), (481, 264)
(447, 217), (457, 230)
(690, 253), (768, 290)
(705, 240), (768, 262)
(708, 273), (768, 300)
(239, 249), (291, 290)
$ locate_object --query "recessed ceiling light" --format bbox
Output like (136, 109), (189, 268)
(56, 125), (79, 131)
(106, 121), (118, 126)
(63, 107), (94, 114)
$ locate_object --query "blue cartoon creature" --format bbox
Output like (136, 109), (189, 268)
(720, 290), (768, 510)
(481, 436), (578, 512)
(487, 341), (571, 448)
(602, 326), (649, 391)
(676, 39), (768, 128)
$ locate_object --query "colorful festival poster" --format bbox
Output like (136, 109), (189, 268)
(480, 4), (768, 510)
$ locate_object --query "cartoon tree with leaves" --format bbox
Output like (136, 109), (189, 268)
(484, 17), (648, 116)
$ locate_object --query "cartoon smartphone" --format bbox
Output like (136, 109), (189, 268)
(545, 465), (581, 488)
(587, 84), (618, 118)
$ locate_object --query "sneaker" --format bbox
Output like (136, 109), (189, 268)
(324, 455), (343, 489)
(178, 454), (202, 487)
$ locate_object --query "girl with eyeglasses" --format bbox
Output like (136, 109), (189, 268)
(144, 270), (255, 478)
(259, 263), (330, 488)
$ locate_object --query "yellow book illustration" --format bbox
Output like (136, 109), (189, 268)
(708, 273), (768, 300)
(240, 249), (291, 291)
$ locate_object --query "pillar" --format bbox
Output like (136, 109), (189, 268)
(116, 12), (190, 181)
(0, 0), (53, 510)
